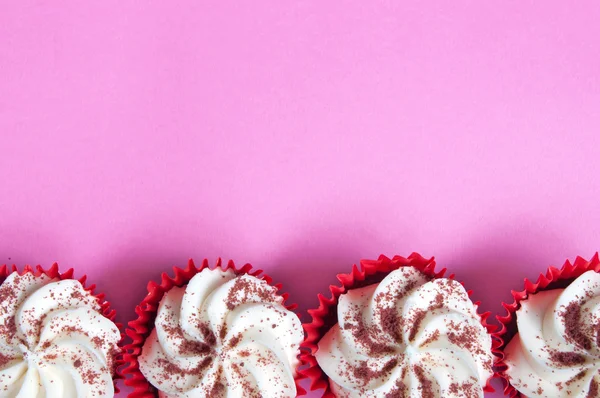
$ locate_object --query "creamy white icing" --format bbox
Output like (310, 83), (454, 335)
(139, 268), (303, 398)
(315, 266), (494, 397)
(0, 271), (121, 397)
(505, 270), (600, 397)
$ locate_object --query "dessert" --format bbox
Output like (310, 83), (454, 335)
(125, 259), (303, 398)
(503, 268), (600, 397)
(0, 266), (121, 397)
(303, 254), (495, 397)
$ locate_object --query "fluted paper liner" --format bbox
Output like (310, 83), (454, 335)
(122, 258), (305, 397)
(0, 263), (124, 393)
(300, 253), (496, 398)
(494, 253), (600, 397)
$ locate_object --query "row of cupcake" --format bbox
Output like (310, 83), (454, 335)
(0, 254), (598, 397)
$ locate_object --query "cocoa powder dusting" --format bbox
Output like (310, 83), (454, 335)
(228, 333), (242, 348)
(549, 350), (586, 366)
(561, 301), (592, 350)
(179, 339), (211, 356)
(587, 378), (599, 398)
(566, 370), (587, 386)
(219, 325), (228, 341)
(0, 284), (16, 305)
(164, 323), (213, 355)
(413, 364), (435, 398)
(384, 379), (408, 398)
(351, 358), (398, 386)
(0, 352), (15, 367)
(372, 278), (419, 343)
(448, 378), (479, 398)
(157, 356), (213, 378)
(447, 323), (483, 354)
(198, 322), (217, 346)
(380, 307), (403, 343)
(408, 293), (444, 342)
(1, 317), (16, 338)
(420, 330), (440, 347)
(408, 311), (427, 342)
(347, 312), (395, 355)
(91, 336), (104, 349)
(209, 382), (225, 397)
(225, 277), (276, 311)
(81, 368), (100, 385)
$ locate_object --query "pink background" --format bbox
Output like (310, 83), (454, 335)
(1, 2), (600, 396)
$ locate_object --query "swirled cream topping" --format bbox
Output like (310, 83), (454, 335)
(315, 266), (494, 397)
(139, 268), (303, 397)
(0, 271), (121, 397)
(505, 270), (600, 397)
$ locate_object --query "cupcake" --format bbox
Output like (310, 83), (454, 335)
(496, 254), (600, 397)
(302, 253), (495, 397)
(123, 259), (304, 397)
(0, 264), (121, 397)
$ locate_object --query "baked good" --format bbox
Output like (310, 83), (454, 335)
(134, 263), (303, 397)
(504, 270), (600, 397)
(306, 255), (494, 398)
(0, 269), (121, 397)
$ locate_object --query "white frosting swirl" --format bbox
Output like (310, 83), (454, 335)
(0, 271), (121, 397)
(505, 270), (600, 397)
(139, 268), (303, 398)
(315, 266), (494, 397)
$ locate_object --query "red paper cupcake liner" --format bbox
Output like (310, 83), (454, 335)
(122, 258), (305, 398)
(494, 253), (600, 397)
(0, 262), (124, 393)
(300, 252), (496, 398)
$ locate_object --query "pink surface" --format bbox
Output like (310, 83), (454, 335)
(1, 2), (600, 396)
